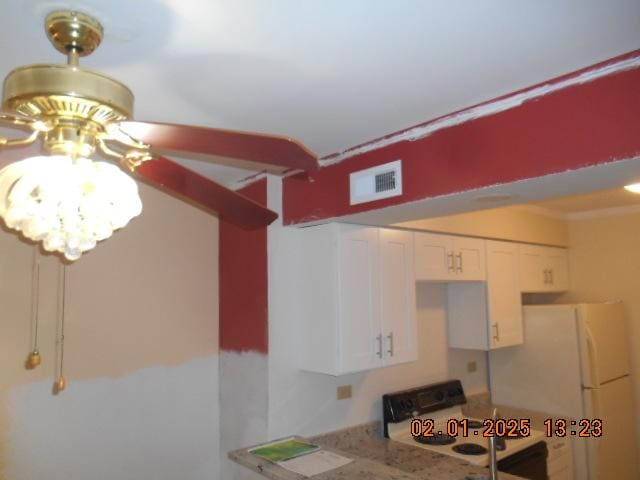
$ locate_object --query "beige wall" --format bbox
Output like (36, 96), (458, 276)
(395, 206), (569, 246)
(0, 183), (220, 480)
(561, 208), (640, 456)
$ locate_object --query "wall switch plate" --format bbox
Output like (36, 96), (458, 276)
(337, 385), (352, 400)
(467, 361), (477, 373)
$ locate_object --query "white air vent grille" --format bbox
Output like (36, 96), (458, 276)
(350, 160), (402, 205)
(375, 171), (397, 193)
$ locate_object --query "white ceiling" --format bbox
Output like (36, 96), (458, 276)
(1, 0), (639, 186)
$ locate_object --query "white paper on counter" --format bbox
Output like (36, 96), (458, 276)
(277, 450), (353, 477)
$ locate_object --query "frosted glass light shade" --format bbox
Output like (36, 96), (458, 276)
(0, 155), (142, 261)
(624, 183), (640, 194)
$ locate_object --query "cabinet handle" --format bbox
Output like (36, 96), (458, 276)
(543, 269), (549, 284)
(492, 323), (500, 342)
(387, 332), (394, 357)
(447, 252), (455, 272)
(549, 269), (554, 285)
(456, 253), (463, 273)
(376, 334), (383, 358)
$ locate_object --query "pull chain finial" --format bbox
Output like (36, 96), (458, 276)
(53, 262), (68, 394)
(26, 246), (42, 370)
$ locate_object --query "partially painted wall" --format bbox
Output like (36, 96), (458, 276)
(0, 183), (219, 480)
(219, 179), (269, 480)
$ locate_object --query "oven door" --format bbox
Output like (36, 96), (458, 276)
(497, 441), (548, 480)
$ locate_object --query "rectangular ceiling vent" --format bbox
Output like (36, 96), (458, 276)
(349, 160), (403, 205)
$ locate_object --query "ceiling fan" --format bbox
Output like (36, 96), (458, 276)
(0, 10), (318, 260)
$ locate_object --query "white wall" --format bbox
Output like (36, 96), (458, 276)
(0, 183), (219, 480)
(268, 230), (488, 438)
(266, 177), (487, 439)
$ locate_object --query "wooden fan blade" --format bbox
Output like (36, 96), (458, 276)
(136, 156), (278, 229)
(119, 121), (318, 172)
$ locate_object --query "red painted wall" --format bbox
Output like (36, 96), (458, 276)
(284, 51), (640, 225)
(219, 178), (269, 353)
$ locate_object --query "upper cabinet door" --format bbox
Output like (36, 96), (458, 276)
(379, 229), (417, 366)
(486, 241), (523, 349)
(414, 232), (455, 281)
(414, 233), (485, 281)
(337, 226), (383, 373)
(546, 247), (569, 292)
(519, 245), (569, 293)
(519, 245), (546, 292)
(453, 237), (486, 281)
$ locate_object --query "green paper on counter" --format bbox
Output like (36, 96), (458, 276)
(249, 437), (320, 463)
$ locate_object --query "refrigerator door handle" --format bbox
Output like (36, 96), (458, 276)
(584, 327), (601, 388)
(584, 386), (603, 421)
(583, 387), (603, 479)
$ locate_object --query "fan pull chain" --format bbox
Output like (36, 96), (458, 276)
(53, 263), (67, 394)
(26, 246), (42, 370)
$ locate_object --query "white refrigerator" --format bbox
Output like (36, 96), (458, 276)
(489, 302), (637, 480)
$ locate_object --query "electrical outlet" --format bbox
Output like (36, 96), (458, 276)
(467, 361), (477, 373)
(337, 385), (352, 400)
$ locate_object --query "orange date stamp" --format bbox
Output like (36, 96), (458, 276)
(410, 417), (604, 439)
(410, 418), (531, 438)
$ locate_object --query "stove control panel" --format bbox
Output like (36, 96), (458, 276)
(382, 380), (466, 436)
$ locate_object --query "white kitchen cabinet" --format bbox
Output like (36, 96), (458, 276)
(338, 226), (383, 373)
(455, 236), (486, 281)
(414, 232), (451, 280)
(519, 245), (569, 292)
(298, 224), (417, 375)
(519, 244), (544, 291)
(447, 240), (523, 350)
(546, 247), (569, 291)
(379, 229), (417, 366)
(415, 232), (485, 282)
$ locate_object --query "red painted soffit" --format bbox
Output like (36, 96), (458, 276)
(283, 49), (640, 225)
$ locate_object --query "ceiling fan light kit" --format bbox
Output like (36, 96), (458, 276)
(0, 155), (142, 260)
(0, 10), (318, 261)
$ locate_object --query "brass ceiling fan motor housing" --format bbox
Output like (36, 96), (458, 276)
(2, 11), (135, 157)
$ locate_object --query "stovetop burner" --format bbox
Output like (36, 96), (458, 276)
(414, 433), (457, 446)
(452, 443), (488, 455)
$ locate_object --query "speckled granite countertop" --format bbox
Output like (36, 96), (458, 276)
(229, 420), (525, 480)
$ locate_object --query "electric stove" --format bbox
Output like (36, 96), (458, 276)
(383, 380), (547, 467)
